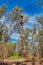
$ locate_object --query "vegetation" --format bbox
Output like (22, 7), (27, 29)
(9, 55), (23, 60)
(0, 4), (43, 60)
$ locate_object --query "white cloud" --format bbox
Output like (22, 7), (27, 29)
(0, 16), (6, 23)
(28, 15), (39, 24)
(24, 14), (40, 29)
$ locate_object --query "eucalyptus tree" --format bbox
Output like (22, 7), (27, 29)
(0, 4), (8, 42)
(37, 15), (43, 58)
(29, 24), (39, 58)
(0, 5), (27, 43)
(0, 4), (28, 59)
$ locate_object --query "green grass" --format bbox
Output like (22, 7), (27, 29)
(9, 55), (23, 60)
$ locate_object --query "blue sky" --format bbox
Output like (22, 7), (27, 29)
(0, 0), (43, 42)
(0, 0), (43, 15)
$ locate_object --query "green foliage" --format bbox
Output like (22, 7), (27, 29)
(9, 55), (23, 59)
(0, 4), (43, 60)
(37, 16), (43, 25)
(14, 6), (23, 12)
(38, 30), (43, 58)
(0, 43), (16, 59)
(0, 43), (8, 59)
(0, 31), (2, 41)
(0, 4), (7, 18)
(24, 28), (32, 39)
(6, 43), (14, 57)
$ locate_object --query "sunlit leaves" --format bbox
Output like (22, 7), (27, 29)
(0, 7), (4, 18)
(0, 4), (7, 18)
(14, 6), (18, 12)
(19, 8), (23, 12)
(8, 6), (23, 22)
(14, 6), (23, 12)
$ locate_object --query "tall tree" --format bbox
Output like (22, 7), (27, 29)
(0, 5), (27, 43)
(37, 15), (43, 58)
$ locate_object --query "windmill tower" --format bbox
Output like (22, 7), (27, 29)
(17, 14), (28, 57)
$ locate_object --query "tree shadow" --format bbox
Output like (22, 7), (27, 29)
(0, 62), (8, 65)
